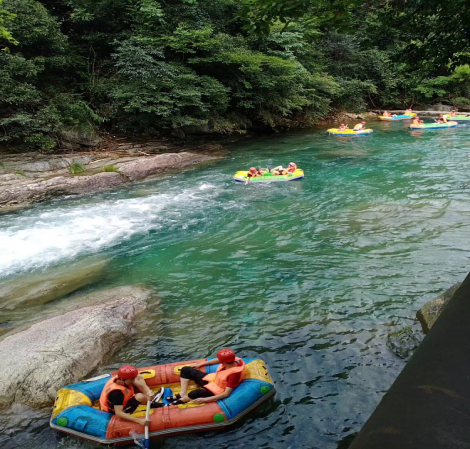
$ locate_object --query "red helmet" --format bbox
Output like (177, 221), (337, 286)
(117, 365), (138, 379)
(217, 348), (236, 363)
(361, 121), (366, 124)
(249, 167), (257, 172)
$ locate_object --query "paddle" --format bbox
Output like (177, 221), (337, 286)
(130, 399), (151, 448)
(144, 399), (151, 449)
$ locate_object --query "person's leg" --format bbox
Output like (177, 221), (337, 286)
(188, 388), (214, 400)
(177, 367), (207, 403)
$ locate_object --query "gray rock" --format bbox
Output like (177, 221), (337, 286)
(0, 258), (107, 311)
(181, 123), (211, 135)
(416, 283), (462, 333)
(170, 128), (186, 139)
(0, 285), (151, 408)
(426, 103), (452, 112)
(0, 172), (128, 208)
(59, 130), (101, 147)
(117, 152), (216, 181)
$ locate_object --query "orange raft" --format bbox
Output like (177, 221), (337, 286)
(50, 358), (275, 445)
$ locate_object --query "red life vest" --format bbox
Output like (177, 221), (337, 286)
(99, 377), (135, 413)
(202, 358), (246, 395)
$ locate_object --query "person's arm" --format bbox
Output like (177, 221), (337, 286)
(192, 359), (221, 369)
(132, 374), (153, 398)
(193, 387), (234, 404)
(114, 405), (150, 426)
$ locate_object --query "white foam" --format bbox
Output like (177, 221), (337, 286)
(0, 182), (219, 278)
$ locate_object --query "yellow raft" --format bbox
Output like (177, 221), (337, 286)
(327, 128), (373, 136)
(234, 169), (304, 183)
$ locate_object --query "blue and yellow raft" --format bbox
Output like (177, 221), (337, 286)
(234, 169), (304, 183)
(50, 358), (275, 445)
(378, 113), (416, 121)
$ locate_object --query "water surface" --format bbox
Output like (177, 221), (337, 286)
(1, 121), (469, 448)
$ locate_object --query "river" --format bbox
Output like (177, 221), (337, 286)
(1, 121), (469, 448)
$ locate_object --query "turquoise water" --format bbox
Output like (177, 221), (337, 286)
(1, 121), (470, 448)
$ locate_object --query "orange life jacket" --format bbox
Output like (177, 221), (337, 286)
(99, 377), (135, 413)
(202, 358), (246, 395)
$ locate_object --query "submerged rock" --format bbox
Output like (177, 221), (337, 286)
(416, 283), (461, 334)
(0, 258), (107, 311)
(0, 285), (152, 408)
(387, 322), (424, 360)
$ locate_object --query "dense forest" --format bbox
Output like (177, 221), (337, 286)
(1, 0), (470, 150)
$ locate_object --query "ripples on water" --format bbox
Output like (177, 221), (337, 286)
(1, 123), (469, 448)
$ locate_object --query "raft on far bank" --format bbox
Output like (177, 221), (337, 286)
(327, 128), (373, 136)
(409, 121), (458, 130)
(51, 358), (275, 445)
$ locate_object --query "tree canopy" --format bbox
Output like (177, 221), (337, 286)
(1, 0), (470, 150)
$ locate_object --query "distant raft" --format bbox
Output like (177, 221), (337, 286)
(443, 114), (470, 121)
(234, 169), (304, 183)
(50, 358), (275, 445)
(378, 113), (416, 121)
(327, 128), (373, 136)
(409, 121), (458, 130)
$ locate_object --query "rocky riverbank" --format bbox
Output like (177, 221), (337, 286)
(0, 140), (224, 212)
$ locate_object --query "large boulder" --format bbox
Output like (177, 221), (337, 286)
(0, 285), (152, 408)
(0, 258), (107, 311)
(117, 152), (216, 181)
(416, 283), (462, 333)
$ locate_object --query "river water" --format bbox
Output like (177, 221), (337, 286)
(1, 121), (470, 448)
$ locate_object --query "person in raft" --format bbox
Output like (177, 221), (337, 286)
(405, 108), (413, 115)
(167, 348), (246, 405)
(412, 116), (423, 126)
(247, 167), (263, 178)
(353, 121), (366, 131)
(271, 162), (297, 175)
(382, 111), (392, 117)
(100, 365), (165, 426)
(338, 123), (348, 130)
(437, 114), (448, 123)
(449, 110), (457, 117)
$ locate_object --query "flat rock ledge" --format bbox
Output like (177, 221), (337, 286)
(0, 152), (218, 211)
(0, 285), (151, 409)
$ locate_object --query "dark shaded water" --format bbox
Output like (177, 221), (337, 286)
(1, 121), (470, 448)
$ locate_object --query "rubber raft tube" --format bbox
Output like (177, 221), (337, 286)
(50, 358), (275, 445)
(443, 114), (470, 121)
(349, 272), (470, 449)
(409, 121), (457, 129)
(234, 168), (304, 183)
(327, 128), (373, 136)
(378, 113), (416, 121)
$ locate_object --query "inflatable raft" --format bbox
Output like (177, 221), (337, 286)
(327, 128), (373, 136)
(50, 358), (275, 445)
(378, 113), (416, 121)
(409, 121), (458, 130)
(234, 168), (304, 183)
(443, 114), (470, 121)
